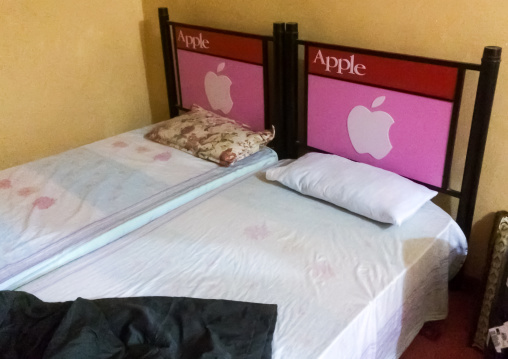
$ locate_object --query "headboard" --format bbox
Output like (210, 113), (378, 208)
(157, 8), (285, 143)
(283, 23), (501, 239)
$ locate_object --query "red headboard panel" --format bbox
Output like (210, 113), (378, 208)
(174, 26), (264, 64)
(308, 47), (458, 100)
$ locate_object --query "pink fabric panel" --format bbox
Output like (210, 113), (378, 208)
(177, 50), (265, 131)
(307, 75), (453, 187)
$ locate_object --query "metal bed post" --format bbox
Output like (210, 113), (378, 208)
(457, 46), (502, 239)
(158, 8), (179, 118)
(272, 22), (287, 158)
(284, 23), (299, 159)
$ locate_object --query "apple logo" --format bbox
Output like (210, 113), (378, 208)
(347, 96), (394, 160)
(204, 62), (234, 114)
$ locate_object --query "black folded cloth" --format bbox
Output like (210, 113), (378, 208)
(0, 291), (277, 359)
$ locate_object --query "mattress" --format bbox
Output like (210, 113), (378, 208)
(0, 126), (277, 289)
(18, 169), (467, 359)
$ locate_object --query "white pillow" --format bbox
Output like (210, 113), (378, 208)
(266, 153), (437, 225)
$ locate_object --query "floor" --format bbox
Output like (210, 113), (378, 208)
(401, 288), (484, 359)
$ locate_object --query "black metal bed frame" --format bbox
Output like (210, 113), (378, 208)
(282, 23), (501, 240)
(158, 8), (501, 241)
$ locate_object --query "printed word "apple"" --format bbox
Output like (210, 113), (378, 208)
(314, 50), (366, 76)
(177, 30), (210, 49)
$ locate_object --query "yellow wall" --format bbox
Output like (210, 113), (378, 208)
(0, 0), (170, 169)
(1, 0), (507, 279)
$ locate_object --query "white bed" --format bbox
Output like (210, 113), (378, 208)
(0, 125), (277, 290)
(18, 169), (467, 359)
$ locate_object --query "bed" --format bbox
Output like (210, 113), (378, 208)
(0, 9), (281, 290)
(17, 169), (467, 358)
(2, 7), (503, 359)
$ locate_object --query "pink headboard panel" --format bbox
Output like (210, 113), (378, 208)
(307, 75), (453, 187)
(306, 46), (458, 187)
(174, 26), (266, 131)
(177, 50), (265, 131)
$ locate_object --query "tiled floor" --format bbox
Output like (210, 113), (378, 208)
(401, 288), (484, 359)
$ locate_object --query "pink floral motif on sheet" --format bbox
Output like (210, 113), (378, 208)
(17, 187), (38, 197)
(308, 256), (336, 282)
(153, 152), (172, 162)
(33, 197), (56, 210)
(244, 223), (270, 241)
(0, 179), (12, 189)
(136, 146), (150, 153)
(112, 141), (128, 148)
(296, 304), (307, 317)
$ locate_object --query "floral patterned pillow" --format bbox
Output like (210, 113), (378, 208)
(145, 105), (275, 166)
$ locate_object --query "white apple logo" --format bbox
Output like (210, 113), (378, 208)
(204, 62), (234, 114)
(347, 96), (394, 160)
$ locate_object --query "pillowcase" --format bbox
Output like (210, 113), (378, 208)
(145, 105), (274, 166)
(266, 152), (437, 225)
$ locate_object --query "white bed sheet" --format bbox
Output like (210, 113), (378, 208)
(0, 126), (277, 289)
(18, 170), (467, 359)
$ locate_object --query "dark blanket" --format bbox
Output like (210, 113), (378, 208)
(0, 291), (277, 359)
